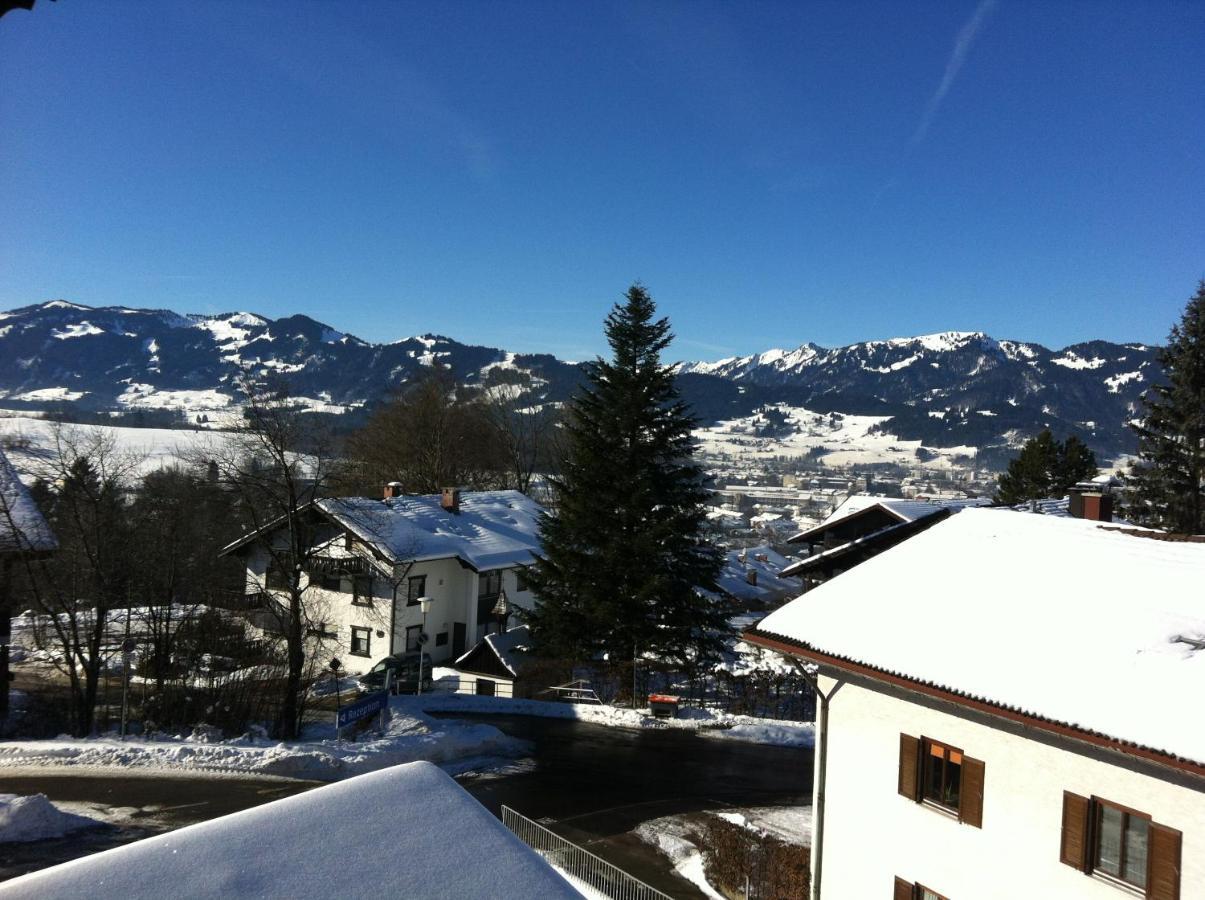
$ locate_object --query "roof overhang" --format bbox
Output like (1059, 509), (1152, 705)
(744, 626), (1205, 780)
(787, 503), (910, 545)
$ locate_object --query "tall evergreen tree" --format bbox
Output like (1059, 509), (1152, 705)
(1128, 281), (1205, 533)
(995, 428), (1098, 505)
(528, 284), (725, 667)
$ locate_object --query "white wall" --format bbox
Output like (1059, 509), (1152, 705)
(815, 674), (1205, 900)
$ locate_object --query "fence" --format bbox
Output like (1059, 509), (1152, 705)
(500, 805), (672, 900)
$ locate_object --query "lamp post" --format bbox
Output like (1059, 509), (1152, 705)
(417, 596), (432, 696)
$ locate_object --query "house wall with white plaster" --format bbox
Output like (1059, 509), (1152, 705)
(242, 544), (535, 674)
(814, 673), (1205, 900)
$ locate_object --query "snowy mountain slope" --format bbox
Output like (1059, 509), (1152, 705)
(0, 301), (1160, 462)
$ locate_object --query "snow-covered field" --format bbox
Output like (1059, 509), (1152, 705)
(694, 404), (976, 469)
(0, 414), (215, 479)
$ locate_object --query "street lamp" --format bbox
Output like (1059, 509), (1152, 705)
(417, 596), (432, 696)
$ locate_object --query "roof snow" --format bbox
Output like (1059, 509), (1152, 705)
(0, 448), (56, 554)
(715, 545), (800, 601)
(0, 762), (576, 900)
(317, 490), (543, 571)
(457, 624), (534, 677)
(755, 508), (1205, 767)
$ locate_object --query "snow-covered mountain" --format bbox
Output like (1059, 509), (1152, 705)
(0, 302), (1161, 462)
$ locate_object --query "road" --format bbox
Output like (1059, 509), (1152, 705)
(0, 714), (812, 897)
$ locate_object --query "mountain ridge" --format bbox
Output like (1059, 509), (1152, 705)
(0, 300), (1161, 463)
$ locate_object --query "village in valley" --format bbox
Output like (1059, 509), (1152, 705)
(0, 3), (1203, 900)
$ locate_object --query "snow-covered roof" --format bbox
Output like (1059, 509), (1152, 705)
(754, 508), (1205, 769)
(0, 447), (56, 555)
(222, 490), (543, 571)
(715, 545), (801, 601)
(0, 762), (577, 900)
(456, 624), (533, 678)
(821, 496), (945, 528)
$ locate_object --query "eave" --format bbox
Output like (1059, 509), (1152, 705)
(744, 626), (1205, 780)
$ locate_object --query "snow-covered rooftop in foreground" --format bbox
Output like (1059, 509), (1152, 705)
(0, 762), (578, 900)
(755, 508), (1205, 767)
(317, 490), (543, 571)
(0, 447), (56, 554)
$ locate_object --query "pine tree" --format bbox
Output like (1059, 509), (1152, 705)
(1128, 281), (1205, 534)
(995, 428), (1098, 505)
(528, 284), (726, 668)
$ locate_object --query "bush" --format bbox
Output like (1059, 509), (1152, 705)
(701, 816), (810, 900)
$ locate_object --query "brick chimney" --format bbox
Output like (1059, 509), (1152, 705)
(441, 487), (461, 514)
(384, 482), (404, 500)
(746, 569), (758, 586)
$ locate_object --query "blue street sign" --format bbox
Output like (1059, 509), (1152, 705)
(336, 690), (388, 729)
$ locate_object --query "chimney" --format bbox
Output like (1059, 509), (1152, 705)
(746, 570), (758, 586)
(384, 482), (403, 500)
(441, 487), (461, 514)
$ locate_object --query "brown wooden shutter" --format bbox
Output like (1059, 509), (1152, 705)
(1147, 822), (1182, 900)
(898, 734), (920, 800)
(1060, 791), (1091, 870)
(959, 756), (985, 827)
(893, 876), (915, 900)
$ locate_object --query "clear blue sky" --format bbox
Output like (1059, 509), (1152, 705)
(1, 1), (1201, 361)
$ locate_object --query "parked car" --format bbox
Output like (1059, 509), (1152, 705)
(356, 652), (433, 695)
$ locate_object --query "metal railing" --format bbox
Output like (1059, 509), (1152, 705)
(501, 805), (672, 900)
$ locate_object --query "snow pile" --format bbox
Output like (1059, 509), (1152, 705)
(0, 794), (99, 844)
(634, 816), (724, 899)
(0, 762), (578, 900)
(756, 508), (1205, 765)
(409, 693), (815, 749)
(0, 697), (527, 782)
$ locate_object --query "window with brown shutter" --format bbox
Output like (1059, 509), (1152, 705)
(899, 734), (920, 800)
(958, 756), (985, 828)
(1061, 792), (1181, 900)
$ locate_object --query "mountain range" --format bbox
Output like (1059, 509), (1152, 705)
(0, 301), (1160, 465)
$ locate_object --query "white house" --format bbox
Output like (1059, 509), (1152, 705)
(747, 508), (1205, 900)
(221, 486), (543, 673)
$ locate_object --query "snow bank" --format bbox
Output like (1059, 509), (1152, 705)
(0, 794), (98, 844)
(409, 693), (815, 749)
(0, 762), (579, 900)
(0, 697), (526, 782)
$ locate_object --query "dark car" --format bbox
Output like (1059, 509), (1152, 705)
(356, 652), (434, 695)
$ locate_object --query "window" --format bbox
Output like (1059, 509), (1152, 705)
(898, 734), (983, 827)
(435, 631), (448, 647)
(351, 626), (371, 657)
(317, 572), (342, 591)
(515, 566), (531, 592)
(921, 739), (962, 811)
(265, 555), (291, 591)
(405, 574), (426, 606)
(479, 570), (502, 597)
(893, 878), (949, 900)
(1061, 793), (1181, 896)
(307, 621), (337, 639)
(405, 624), (423, 653)
(475, 679), (496, 697)
(351, 574), (373, 606)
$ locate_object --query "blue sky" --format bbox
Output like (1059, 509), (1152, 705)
(1, 1), (1201, 361)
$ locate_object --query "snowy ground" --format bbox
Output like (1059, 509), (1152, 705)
(694, 404), (977, 469)
(634, 805), (812, 899)
(410, 681), (815, 749)
(0, 696), (526, 782)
